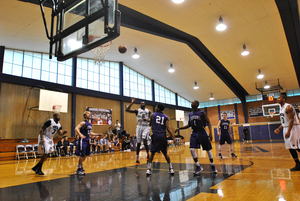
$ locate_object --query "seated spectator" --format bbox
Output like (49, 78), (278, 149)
(122, 136), (131, 152)
(107, 127), (114, 141)
(131, 133), (137, 140)
(166, 134), (174, 146)
(90, 135), (98, 154)
(72, 135), (80, 155)
(99, 134), (111, 153)
(64, 136), (71, 155)
(175, 133), (185, 139)
(57, 137), (66, 156)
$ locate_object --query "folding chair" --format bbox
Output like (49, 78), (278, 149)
(50, 144), (58, 157)
(25, 144), (36, 158)
(33, 144), (42, 158)
(16, 145), (28, 160)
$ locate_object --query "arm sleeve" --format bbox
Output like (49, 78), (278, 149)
(43, 120), (51, 128)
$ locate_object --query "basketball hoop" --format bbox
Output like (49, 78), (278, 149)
(52, 105), (62, 113)
(92, 41), (112, 67)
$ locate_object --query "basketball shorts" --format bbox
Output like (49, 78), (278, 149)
(38, 135), (54, 154)
(76, 138), (91, 157)
(150, 132), (168, 154)
(283, 125), (300, 149)
(190, 130), (212, 150)
(219, 133), (232, 145)
(136, 125), (150, 143)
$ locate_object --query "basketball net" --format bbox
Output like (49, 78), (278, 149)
(270, 111), (274, 118)
(52, 105), (62, 113)
(92, 41), (112, 67)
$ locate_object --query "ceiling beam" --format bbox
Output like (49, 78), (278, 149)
(275, 0), (300, 87)
(119, 4), (249, 102)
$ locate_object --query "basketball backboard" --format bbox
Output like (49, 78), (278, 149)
(262, 103), (280, 117)
(39, 0), (120, 61)
(176, 110), (184, 121)
(39, 89), (68, 113)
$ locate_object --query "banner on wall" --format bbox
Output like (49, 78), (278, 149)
(86, 107), (112, 125)
(248, 107), (263, 118)
(221, 110), (235, 119)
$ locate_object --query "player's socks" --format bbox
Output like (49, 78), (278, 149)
(147, 162), (151, 170)
(136, 155), (140, 161)
(169, 163), (173, 169)
(218, 153), (223, 158)
(195, 161), (200, 166)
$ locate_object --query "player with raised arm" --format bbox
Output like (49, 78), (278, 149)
(32, 113), (67, 175)
(126, 97), (151, 168)
(175, 100), (217, 175)
(146, 103), (177, 176)
(75, 111), (103, 175)
(217, 113), (237, 158)
(275, 94), (300, 171)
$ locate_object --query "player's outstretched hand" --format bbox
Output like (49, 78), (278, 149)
(131, 97), (135, 103)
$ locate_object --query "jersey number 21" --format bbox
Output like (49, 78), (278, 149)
(156, 116), (165, 125)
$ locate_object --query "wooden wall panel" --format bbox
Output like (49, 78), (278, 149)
(237, 104), (245, 124)
(75, 94), (121, 135)
(206, 107), (219, 126)
(0, 83), (72, 139)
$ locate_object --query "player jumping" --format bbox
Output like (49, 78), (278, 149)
(126, 97), (151, 168)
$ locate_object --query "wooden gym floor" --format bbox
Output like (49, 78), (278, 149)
(0, 141), (299, 201)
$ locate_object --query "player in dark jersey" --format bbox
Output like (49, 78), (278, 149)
(32, 113), (67, 175)
(75, 111), (103, 175)
(175, 100), (217, 175)
(217, 113), (237, 158)
(146, 103), (176, 176)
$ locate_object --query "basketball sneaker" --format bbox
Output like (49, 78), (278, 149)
(218, 153), (223, 159)
(146, 169), (152, 175)
(169, 168), (175, 175)
(211, 164), (218, 174)
(135, 160), (140, 168)
(76, 169), (85, 175)
(290, 164), (300, 171)
(194, 166), (203, 175)
(36, 166), (44, 175)
(231, 153), (238, 158)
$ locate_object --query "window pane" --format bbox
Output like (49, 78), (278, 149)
(12, 64), (22, 76)
(4, 49), (13, 63)
(3, 62), (12, 74)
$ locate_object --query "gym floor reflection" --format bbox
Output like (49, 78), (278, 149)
(1, 141), (300, 201)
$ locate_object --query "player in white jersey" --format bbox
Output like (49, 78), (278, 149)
(275, 94), (300, 171)
(126, 97), (151, 167)
(32, 113), (67, 175)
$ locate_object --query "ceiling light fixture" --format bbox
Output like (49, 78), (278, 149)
(241, 44), (249, 56)
(216, 17), (227, 31)
(132, 47), (140, 59)
(257, 69), (264, 79)
(193, 82), (199, 90)
(172, 0), (185, 3)
(264, 81), (270, 89)
(168, 63), (175, 73)
(209, 93), (214, 100)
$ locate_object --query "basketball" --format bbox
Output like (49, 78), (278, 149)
(118, 45), (127, 54)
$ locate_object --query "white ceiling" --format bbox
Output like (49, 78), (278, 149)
(0, 0), (298, 102)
